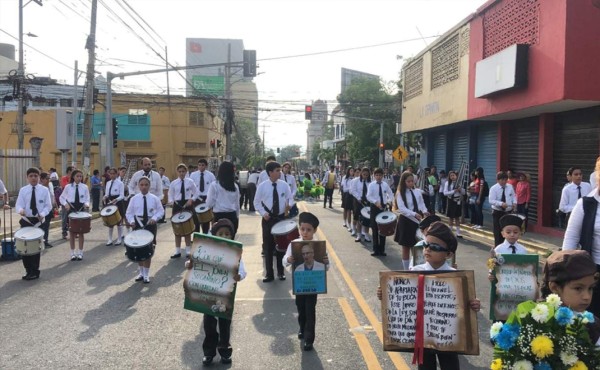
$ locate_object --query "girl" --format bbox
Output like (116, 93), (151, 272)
(473, 167), (487, 229)
(60, 169), (90, 261)
(168, 163), (198, 259)
(341, 167), (354, 230)
(443, 170), (465, 238)
(103, 167), (125, 246)
(394, 171), (429, 270)
(186, 218), (246, 365)
(467, 171), (478, 226)
(515, 172), (531, 231)
(352, 167), (372, 243)
(206, 161), (240, 236)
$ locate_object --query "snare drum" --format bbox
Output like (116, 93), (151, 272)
(171, 211), (195, 236)
(124, 229), (155, 262)
(360, 207), (371, 227)
(376, 211), (398, 236)
(194, 203), (214, 224)
(14, 227), (44, 256)
(69, 212), (92, 234)
(100, 205), (121, 227)
(271, 219), (300, 253)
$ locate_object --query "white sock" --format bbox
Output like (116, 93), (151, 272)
(138, 266), (143, 277)
(78, 249), (83, 257)
(118, 226), (123, 239)
(456, 225), (461, 235)
(70, 250), (75, 256)
(143, 267), (149, 278)
(185, 246), (191, 255)
(108, 228), (114, 241)
(402, 259), (410, 270)
(175, 247), (181, 254)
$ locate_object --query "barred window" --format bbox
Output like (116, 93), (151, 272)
(189, 111), (205, 126)
(483, 0), (540, 58)
(431, 34), (460, 90)
(404, 58), (423, 101)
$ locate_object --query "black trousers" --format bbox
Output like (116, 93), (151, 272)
(239, 188), (248, 209)
(42, 213), (52, 242)
(194, 196), (210, 233)
(323, 188), (334, 207)
(370, 205), (386, 254)
(296, 294), (318, 345)
(213, 211), (239, 237)
(492, 210), (507, 247)
(247, 183), (257, 212)
(19, 217), (46, 276)
(91, 188), (101, 212)
(418, 350), (459, 370)
(202, 315), (232, 358)
(262, 217), (284, 278)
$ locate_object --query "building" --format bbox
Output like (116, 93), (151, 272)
(306, 99), (328, 166)
(0, 43), (18, 77)
(401, 0), (600, 235)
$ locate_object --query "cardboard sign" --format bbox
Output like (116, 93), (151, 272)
(183, 233), (243, 319)
(291, 241), (327, 295)
(489, 254), (539, 321)
(379, 270), (479, 355)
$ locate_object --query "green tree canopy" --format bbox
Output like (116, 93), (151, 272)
(232, 119), (262, 169)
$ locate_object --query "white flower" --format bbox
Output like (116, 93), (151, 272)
(513, 360), (533, 370)
(560, 352), (578, 366)
(490, 322), (503, 339)
(531, 303), (550, 323)
(546, 293), (562, 309)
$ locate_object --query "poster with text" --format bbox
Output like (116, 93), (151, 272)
(489, 254), (539, 321)
(291, 241), (327, 295)
(183, 233), (243, 319)
(379, 270), (479, 355)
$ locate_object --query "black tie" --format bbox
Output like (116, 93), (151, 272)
(180, 179), (186, 202)
(410, 189), (419, 212)
(142, 195), (148, 224)
(501, 187), (506, 203)
(509, 244), (516, 254)
(74, 184), (80, 209)
(200, 172), (205, 193)
(379, 183), (384, 207)
(284, 174), (288, 183)
(144, 171), (150, 178)
(362, 181), (367, 202)
(30, 186), (38, 216)
(577, 185), (581, 199)
(108, 181), (114, 197)
(272, 183), (279, 216)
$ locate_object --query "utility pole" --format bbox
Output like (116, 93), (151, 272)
(224, 43), (233, 161)
(379, 121), (384, 168)
(17, 0), (24, 149)
(72, 60), (79, 167)
(81, 0), (98, 175)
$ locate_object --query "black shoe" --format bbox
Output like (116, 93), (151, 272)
(170, 253), (181, 259)
(135, 275), (144, 282)
(298, 331), (304, 339)
(22, 273), (30, 280)
(380, 252), (387, 256)
(70, 255), (77, 261)
(220, 356), (232, 364)
(262, 277), (274, 283)
(44, 241), (53, 248)
(76, 255), (83, 261)
(329, 205), (333, 209)
(143, 278), (150, 284)
(278, 275), (286, 281)
(371, 252), (380, 256)
(202, 356), (214, 366)
(303, 343), (313, 351)
(24, 273), (39, 280)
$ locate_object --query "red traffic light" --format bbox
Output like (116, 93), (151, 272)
(379, 142), (385, 149)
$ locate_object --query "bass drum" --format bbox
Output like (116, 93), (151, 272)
(69, 212), (92, 234)
(124, 229), (155, 262)
(271, 219), (300, 253)
(238, 170), (249, 188)
(375, 211), (398, 237)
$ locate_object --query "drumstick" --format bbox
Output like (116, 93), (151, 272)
(21, 216), (41, 228)
(135, 215), (145, 229)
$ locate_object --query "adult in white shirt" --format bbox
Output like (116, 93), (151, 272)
(128, 157), (163, 200)
(321, 165), (336, 209)
(559, 167), (592, 221)
(367, 168), (394, 256)
(190, 158), (216, 233)
(168, 164), (199, 259)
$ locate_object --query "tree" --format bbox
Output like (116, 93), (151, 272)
(277, 144), (302, 164)
(231, 119), (262, 169)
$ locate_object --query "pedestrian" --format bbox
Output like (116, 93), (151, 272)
(103, 167), (126, 246)
(281, 162), (298, 217)
(118, 166), (132, 233)
(351, 167), (372, 243)
(321, 164), (336, 208)
(506, 169), (518, 189)
(60, 166), (73, 239)
(190, 158), (216, 233)
(438, 170), (447, 213)
(428, 165), (439, 214)
(60, 169), (90, 261)
(473, 167), (488, 229)
(558, 166), (592, 225)
(39, 172), (56, 248)
(282, 212), (329, 351)
(237, 169), (249, 210)
(391, 169), (400, 194)
(206, 161), (240, 236)
(443, 170), (465, 238)
(367, 168), (394, 256)
(90, 169), (102, 212)
(489, 171), (517, 247)
(341, 167), (354, 231)
(247, 169), (259, 212)
(49, 167), (60, 188)
(467, 171), (478, 226)
(168, 163), (198, 259)
(515, 172), (531, 230)
(0, 176), (10, 210)
(158, 166), (170, 223)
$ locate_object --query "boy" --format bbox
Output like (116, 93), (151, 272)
(488, 214), (528, 283)
(558, 166), (592, 224)
(283, 212), (329, 351)
(15, 167), (53, 280)
(489, 171), (516, 247)
(367, 168), (393, 256)
(168, 163), (198, 258)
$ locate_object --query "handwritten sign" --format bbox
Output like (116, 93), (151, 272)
(291, 241), (327, 295)
(380, 270), (478, 355)
(489, 254), (539, 321)
(183, 233), (243, 319)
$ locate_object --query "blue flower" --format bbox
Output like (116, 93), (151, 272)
(496, 324), (520, 351)
(582, 311), (595, 323)
(533, 362), (552, 370)
(555, 307), (574, 326)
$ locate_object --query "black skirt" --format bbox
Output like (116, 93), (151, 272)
(394, 215), (419, 247)
(446, 197), (462, 218)
(342, 192), (353, 210)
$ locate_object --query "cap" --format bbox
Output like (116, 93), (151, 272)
(210, 218), (235, 236)
(426, 222), (458, 253)
(419, 215), (441, 230)
(544, 250), (597, 283)
(499, 214), (523, 230)
(299, 212), (319, 228)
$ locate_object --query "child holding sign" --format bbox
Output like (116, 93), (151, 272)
(377, 222), (480, 370)
(488, 214), (528, 283)
(185, 219), (246, 366)
(283, 212), (329, 351)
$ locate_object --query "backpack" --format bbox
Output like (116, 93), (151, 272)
(481, 180), (490, 198)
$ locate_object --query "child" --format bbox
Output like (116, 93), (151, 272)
(103, 167), (125, 246)
(341, 167), (354, 231)
(488, 214), (528, 283)
(378, 222), (480, 369)
(443, 170), (465, 238)
(352, 167), (372, 243)
(186, 218), (246, 365)
(283, 212), (329, 351)
(489, 171), (516, 247)
(515, 172), (531, 231)
(168, 164), (198, 259)
(367, 168), (394, 256)
(59, 169), (90, 261)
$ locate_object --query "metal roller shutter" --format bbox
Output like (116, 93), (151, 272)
(433, 132), (447, 172)
(508, 117), (539, 223)
(451, 129), (469, 171)
(476, 124), (498, 210)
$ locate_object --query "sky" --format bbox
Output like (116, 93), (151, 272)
(0, 0), (488, 152)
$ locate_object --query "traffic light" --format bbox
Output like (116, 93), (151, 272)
(217, 139), (222, 148)
(112, 118), (118, 148)
(379, 142), (385, 150)
(210, 139), (215, 148)
(305, 105), (312, 120)
(243, 50), (257, 77)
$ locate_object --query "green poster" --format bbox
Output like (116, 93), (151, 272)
(191, 75), (225, 97)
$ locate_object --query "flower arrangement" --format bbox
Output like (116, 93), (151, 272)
(490, 294), (600, 370)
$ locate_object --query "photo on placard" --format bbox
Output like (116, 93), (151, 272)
(291, 240), (327, 295)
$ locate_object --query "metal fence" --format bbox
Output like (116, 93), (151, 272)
(0, 149), (35, 202)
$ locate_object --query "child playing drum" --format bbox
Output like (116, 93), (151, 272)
(168, 164), (198, 259)
(103, 167), (125, 246)
(59, 169), (90, 261)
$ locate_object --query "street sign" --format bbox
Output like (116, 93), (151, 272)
(384, 150), (393, 163)
(393, 145), (409, 162)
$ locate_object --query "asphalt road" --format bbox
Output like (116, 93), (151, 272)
(0, 194), (496, 369)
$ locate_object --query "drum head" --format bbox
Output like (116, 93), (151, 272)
(376, 211), (397, 224)
(172, 211), (193, 223)
(194, 203), (209, 213)
(70, 211), (92, 220)
(361, 207), (371, 219)
(14, 227), (44, 240)
(271, 220), (297, 236)
(101, 206), (118, 216)
(124, 230), (154, 247)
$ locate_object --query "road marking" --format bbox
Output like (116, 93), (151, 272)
(338, 297), (383, 370)
(299, 203), (410, 370)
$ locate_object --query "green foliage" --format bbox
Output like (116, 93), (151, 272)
(276, 144), (302, 164)
(231, 119), (261, 168)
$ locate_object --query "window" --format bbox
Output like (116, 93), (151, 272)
(189, 111), (205, 126)
(128, 114), (148, 125)
(184, 142), (207, 149)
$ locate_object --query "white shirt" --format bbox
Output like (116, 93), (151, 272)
(410, 262), (455, 271)
(125, 193), (164, 224)
(443, 180), (466, 198)
(253, 179), (292, 217)
(190, 170), (216, 197)
(46, 182), (57, 208)
(366, 181), (393, 207)
(488, 183), (517, 212)
(168, 178), (199, 203)
(296, 261), (325, 271)
(104, 179), (125, 201)
(49, 172), (59, 181)
(559, 182), (593, 214)
(206, 181), (240, 217)
(59, 182), (90, 209)
(0, 179), (7, 195)
(161, 175), (171, 189)
(341, 176), (353, 193)
(257, 170), (269, 186)
(128, 170), (163, 199)
(16, 183), (53, 218)
(494, 240), (528, 255)
(591, 171), (597, 190)
(248, 172), (259, 185)
(351, 178), (371, 201)
(396, 189), (428, 218)
(563, 189), (600, 264)
(280, 172), (298, 199)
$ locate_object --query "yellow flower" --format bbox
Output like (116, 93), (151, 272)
(490, 359), (502, 370)
(531, 335), (554, 359)
(569, 361), (588, 370)
(487, 258), (497, 270)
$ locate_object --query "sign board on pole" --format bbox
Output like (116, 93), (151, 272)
(384, 150), (393, 163)
(393, 145), (409, 162)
